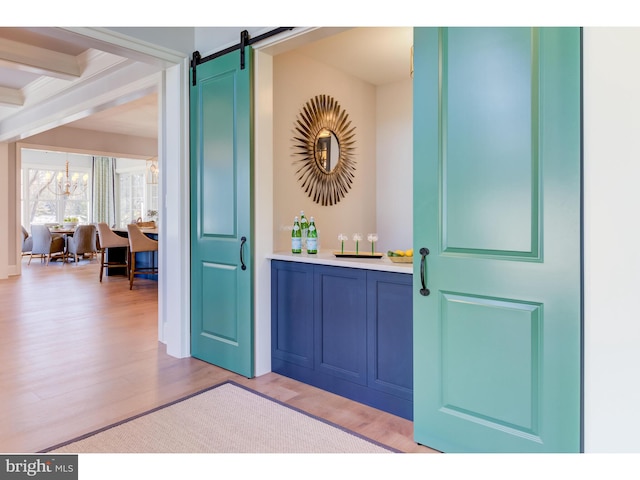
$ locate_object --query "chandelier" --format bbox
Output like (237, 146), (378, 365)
(46, 160), (89, 197)
(146, 158), (159, 185)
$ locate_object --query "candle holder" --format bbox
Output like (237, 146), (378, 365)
(338, 233), (348, 254)
(353, 233), (362, 255)
(367, 233), (378, 255)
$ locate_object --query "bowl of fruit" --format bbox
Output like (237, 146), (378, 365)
(387, 249), (414, 263)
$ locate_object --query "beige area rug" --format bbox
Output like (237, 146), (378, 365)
(42, 381), (397, 454)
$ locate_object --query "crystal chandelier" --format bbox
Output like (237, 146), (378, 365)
(46, 159), (89, 197)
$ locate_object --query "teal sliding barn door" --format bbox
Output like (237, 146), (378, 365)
(190, 48), (254, 378)
(412, 28), (582, 452)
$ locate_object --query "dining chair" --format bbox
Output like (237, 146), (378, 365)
(66, 224), (98, 264)
(21, 225), (33, 256)
(126, 223), (158, 290)
(96, 222), (129, 282)
(28, 224), (65, 265)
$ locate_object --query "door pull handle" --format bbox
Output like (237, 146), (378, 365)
(240, 236), (247, 270)
(420, 247), (430, 296)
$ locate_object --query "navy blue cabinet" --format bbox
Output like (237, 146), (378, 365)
(271, 260), (413, 420)
(106, 230), (158, 279)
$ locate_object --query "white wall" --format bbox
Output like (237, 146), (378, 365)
(583, 27), (640, 452)
(376, 78), (413, 253)
(253, 50), (275, 375)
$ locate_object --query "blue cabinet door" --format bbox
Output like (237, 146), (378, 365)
(271, 260), (314, 373)
(314, 265), (368, 386)
(367, 270), (413, 417)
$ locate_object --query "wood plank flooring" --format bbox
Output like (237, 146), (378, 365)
(0, 256), (436, 454)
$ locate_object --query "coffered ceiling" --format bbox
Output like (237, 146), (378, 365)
(0, 27), (159, 141)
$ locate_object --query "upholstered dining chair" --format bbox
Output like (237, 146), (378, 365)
(29, 224), (65, 265)
(21, 225), (33, 256)
(66, 224), (98, 264)
(126, 223), (158, 290)
(96, 222), (129, 282)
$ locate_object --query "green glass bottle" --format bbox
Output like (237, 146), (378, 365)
(291, 216), (302, 253)
(306, 216), (318, 254)
(299, 211), (309, 251)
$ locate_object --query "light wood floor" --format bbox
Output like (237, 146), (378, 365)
(0, 256), (436, 454)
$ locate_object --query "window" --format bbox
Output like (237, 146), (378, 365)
(117, 170), (146, 227)
(20, 149), (158, 231)
(115, 158), (157, 228)
(21, 151), (92, 228)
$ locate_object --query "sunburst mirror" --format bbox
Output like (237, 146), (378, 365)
(292, 94), (356, 206)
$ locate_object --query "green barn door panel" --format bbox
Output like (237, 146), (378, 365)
(190, 48), (254, 378)
(413, 27), (581, 453)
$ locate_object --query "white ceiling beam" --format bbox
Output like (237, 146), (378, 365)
(0, 85), (23, 107)
(0, 38), (81, 80)
(0, 61), (160, 142)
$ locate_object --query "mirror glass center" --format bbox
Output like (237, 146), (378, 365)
(315, 129), (340, 172)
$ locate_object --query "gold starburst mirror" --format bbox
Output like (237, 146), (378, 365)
(292, 94), (356, 206)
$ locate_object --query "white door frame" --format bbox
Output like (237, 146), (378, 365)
(62, 28), (192, 357)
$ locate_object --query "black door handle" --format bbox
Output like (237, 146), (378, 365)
(240, 236), (247, 270)
(420, 247), (430, 296)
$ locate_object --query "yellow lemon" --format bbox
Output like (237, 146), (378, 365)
(405, 249), (413, 257)
(394, 249), (405, 257)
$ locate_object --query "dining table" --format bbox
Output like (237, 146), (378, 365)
(48, 227), (76, 235)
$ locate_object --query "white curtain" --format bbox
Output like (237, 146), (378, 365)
(92, 156), (116, 226)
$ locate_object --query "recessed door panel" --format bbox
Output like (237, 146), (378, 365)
(200, 72), (237, 237)
(315, 267), (367, 385)
(271, 262), (314, 368)
(369, 275), (413, 396)
(443, 28), (539, 259)
(440, 292), (541, 433)
(199, 262), (239, 343)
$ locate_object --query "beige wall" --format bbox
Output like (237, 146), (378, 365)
(272, 46), (413, 254)
(273, 51), (377, 252)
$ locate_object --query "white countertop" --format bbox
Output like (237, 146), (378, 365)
(267, 250), (413, 274)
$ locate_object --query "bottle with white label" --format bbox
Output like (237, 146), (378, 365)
(306, 217), (318, 254)
(299, 211), (309, 251)
(291, 216), (302, 253)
